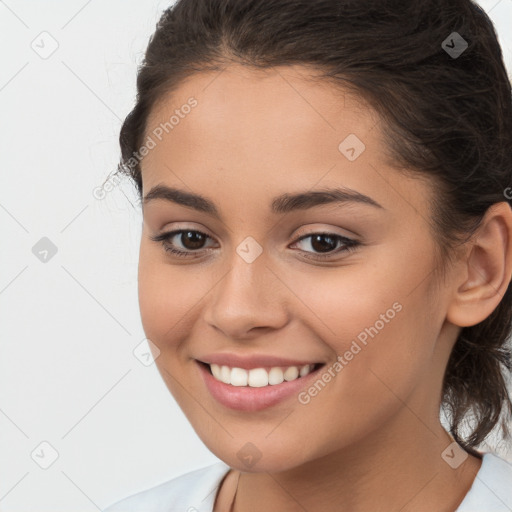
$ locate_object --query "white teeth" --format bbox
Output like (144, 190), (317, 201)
(230, 367), (248, 387)
(220, 365), (231, 384)
(283, 366), (299, 381)
(208, 363), (315, 387)
(248, 368), (268, 387)
(268, 367), (284, 385)
(211, 363), (222, 381)
(299, 365), (311, 377)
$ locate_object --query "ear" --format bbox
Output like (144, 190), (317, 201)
(446, 202), (512, 328)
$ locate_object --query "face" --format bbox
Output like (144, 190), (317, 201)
(138, 64), (456, 472)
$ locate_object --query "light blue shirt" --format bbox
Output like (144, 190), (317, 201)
(104, 452), (512, 511)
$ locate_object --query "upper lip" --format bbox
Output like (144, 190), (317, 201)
(197, 353), (324, 370)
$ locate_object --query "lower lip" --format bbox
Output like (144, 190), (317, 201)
(196, 361), (324, 412)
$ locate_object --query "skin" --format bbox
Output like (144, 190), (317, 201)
(137, 64), (512, 511)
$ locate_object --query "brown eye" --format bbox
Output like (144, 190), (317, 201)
(179, 231), (208, 250)
(291, 232), (360, 260)
(149, 229), (215, 258)
(309, 234), (338, 253)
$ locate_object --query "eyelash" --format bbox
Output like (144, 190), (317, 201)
(149, 229), (361, 261)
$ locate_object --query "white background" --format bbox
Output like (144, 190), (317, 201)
(1, 1), (511, 510)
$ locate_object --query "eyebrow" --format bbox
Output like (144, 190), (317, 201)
(143, 184), (384, 219)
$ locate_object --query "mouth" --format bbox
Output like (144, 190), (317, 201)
(197, 361), (325, 388)
(196, 359), (326, 411)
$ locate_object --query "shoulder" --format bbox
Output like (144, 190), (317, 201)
(456, 452), (512, 511)
(103, 461), (231, 512)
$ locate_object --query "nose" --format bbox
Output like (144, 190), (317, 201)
(202, 249), (290, 340)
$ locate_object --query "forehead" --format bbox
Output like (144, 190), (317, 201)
(141, 64), (431, 219)
(145, 63), (375, 146)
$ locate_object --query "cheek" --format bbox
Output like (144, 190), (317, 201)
(285, 263), (407, 352)
(287, 251), (438, 407)
(277, 288), (436, 459)
(137, 244), (208, 349)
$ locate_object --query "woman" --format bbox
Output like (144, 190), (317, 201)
(104, 0), (512, 510)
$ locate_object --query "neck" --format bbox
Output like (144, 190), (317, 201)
(230, 413), (481, 512)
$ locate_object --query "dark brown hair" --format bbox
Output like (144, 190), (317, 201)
(116, 0), (512, 456)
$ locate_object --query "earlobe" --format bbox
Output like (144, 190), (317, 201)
(446, 202), (512, 328)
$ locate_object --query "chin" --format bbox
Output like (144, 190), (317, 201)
(204, 437), (314, 474)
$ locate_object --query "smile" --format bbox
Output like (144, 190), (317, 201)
(208, 363), (320, 387)
(196, 360), (326, 412)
